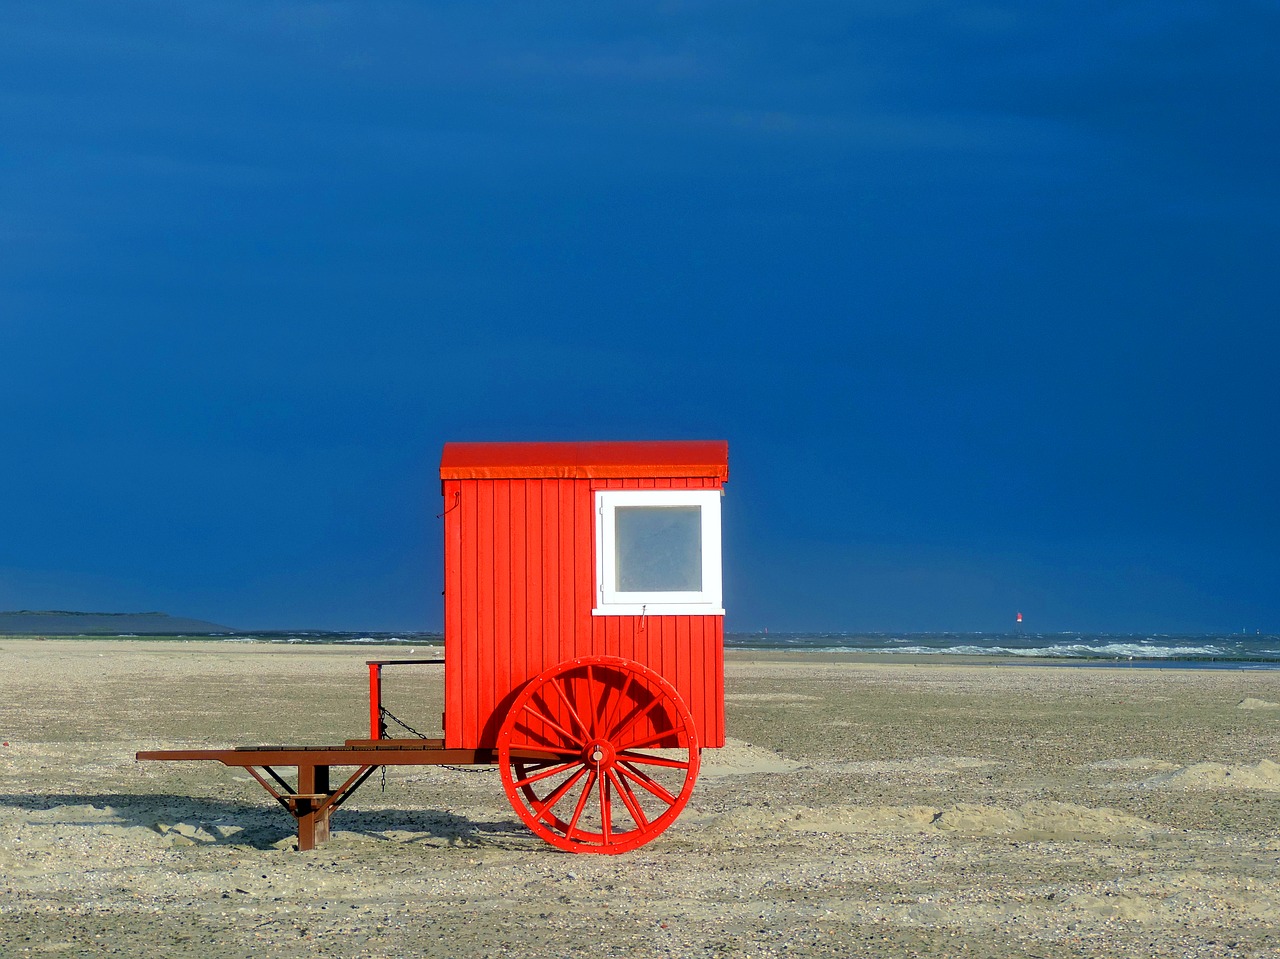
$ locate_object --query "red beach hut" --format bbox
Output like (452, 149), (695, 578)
(439, 440), (729, 752)
(438, 440), (729, 852)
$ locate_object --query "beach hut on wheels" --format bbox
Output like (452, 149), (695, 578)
(439, 440), (729, 851)
(138, 440), (729, 855)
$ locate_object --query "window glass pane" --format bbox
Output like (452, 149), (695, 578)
(614, 506), (702, 592)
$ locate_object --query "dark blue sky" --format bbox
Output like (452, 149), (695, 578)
(2, 2), (1276, 633)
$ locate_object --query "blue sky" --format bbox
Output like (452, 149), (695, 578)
(2, 2), (1276, 633)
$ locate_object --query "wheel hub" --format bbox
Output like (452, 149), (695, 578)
(584, 739), (616, 769)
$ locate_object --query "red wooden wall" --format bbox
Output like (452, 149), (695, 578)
(440, 447), (726, 751)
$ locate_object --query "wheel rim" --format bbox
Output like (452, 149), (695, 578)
(498, 656), (700, 854)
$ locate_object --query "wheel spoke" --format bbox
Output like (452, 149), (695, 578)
(521, 692), (583, 748)
(582, 664), (603, 738)
(599, 767), (612, 845)
(547, 675), (591, 742)
(511, 761), (580, 789)
(618, 760), (679, 806)
(565, 769), (596, 841)
(601, 672), (633, 739)
(531, 765), (588, 823)
(508, 748), (582, 763)
(607, 768), (649, 828)
(608, 691), (666, 744)
(588, 664), (615, 737)
(614, 727), (689, 752)
(510, 719), (564, 750)
(617, 749), (690, 770)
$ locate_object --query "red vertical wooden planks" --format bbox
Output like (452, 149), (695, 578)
(556, 479), (575, 669)
(540, 480), (560, 681)
(509, 479), (527, 721)
(524, 479), (543, 697)
(440, 442), (727, 750)
(491, 479), (511, 739)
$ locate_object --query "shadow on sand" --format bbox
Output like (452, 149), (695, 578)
(0, 791), (531, 851)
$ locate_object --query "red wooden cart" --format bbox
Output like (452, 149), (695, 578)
(138, 440), (729, 854)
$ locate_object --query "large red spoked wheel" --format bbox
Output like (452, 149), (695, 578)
(497, 655), (700, 854)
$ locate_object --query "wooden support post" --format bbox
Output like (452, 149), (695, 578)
(295, 764), (331, 851)
(367, 662), (383, 740)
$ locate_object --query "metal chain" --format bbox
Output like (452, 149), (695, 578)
(376, 705), (494, 775)
(379, 704), (431, 740)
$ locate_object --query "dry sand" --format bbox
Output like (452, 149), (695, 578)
(2, 640), (1279, 958)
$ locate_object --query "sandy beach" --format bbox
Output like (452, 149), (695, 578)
(2, 639), (1278, 958)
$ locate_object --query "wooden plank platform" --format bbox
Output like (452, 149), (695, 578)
(135, 742), (569, 849)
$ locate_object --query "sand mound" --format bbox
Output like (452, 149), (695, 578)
(699, 738), (804, 778)
(712, 800), (1155, 840)
(1140, 759), (1280, 790)
(1238, 697), (1280, 710)
(929, 801), (1155, 839)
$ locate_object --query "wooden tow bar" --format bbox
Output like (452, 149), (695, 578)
(137, 441), (729, 854)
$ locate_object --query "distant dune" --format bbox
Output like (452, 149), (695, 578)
(0, 610), (235, 635)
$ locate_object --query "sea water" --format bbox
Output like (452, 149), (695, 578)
(723, 631), (1280, 667)
(209, 629), (1280, 668)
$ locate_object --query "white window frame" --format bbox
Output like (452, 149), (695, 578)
(593, 488), (724, 616)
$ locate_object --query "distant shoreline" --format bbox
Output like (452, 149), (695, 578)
(3, 633), (1277, 670)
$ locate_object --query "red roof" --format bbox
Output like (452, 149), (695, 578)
(440, 441), (729, 480)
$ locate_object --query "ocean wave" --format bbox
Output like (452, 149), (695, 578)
(245, 633), (438, 645)
(724, 632), (1276, 662)
(862, 642), (1229, 659)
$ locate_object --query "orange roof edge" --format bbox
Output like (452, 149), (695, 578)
(440, 440), (729, 481)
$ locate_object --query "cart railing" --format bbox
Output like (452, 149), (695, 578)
(365, 657), (443, 740)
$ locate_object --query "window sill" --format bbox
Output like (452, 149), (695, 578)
(592, 604), (725, 617)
